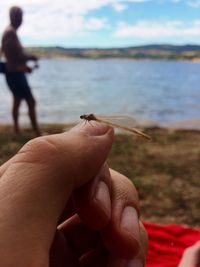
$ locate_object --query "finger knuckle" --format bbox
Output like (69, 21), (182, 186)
(14, 137), (59, 164)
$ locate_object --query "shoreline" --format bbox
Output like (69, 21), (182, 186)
(165, 119), (200, 130)
(1, 116), (200, 131)
(26, 45), (200, 61)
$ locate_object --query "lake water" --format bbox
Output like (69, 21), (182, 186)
(0, 58), (200, 128)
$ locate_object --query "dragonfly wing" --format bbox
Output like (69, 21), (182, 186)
(95, 115), (139, 129)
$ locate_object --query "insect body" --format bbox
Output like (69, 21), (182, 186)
(80, 114), (151, 140)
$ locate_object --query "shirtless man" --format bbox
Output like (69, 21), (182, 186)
(1, 6), (41, 136)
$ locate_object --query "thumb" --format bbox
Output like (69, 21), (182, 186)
(0, 122), (114, 265)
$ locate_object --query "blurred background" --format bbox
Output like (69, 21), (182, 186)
(0, 0), (200, 127)
(0, 1), (199, 228)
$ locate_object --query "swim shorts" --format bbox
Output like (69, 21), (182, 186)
(5, 72), (32, 99)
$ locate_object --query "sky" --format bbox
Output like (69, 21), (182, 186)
(0, 0), (200, 48)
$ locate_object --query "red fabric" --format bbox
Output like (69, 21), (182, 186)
(144, 222), (200, 267)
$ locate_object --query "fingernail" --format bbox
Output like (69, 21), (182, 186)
(94, 181), (111, 218)
(70, 121), (111, 136)
(126, 259), (143, 267)
(121, 207), (140, 242)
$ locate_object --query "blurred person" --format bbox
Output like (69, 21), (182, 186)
(1, 6), (41, 136)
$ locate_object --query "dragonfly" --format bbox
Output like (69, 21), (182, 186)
(80, 114), (151, 140)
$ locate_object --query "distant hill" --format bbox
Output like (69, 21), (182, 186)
(26, 44), (200, 60)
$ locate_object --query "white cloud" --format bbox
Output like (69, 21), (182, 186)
(171, 0), (182, 3)
(86, 18), (109, 30)
(20, 16), (109, 40)
(124, 0), (150, 2)
(187, 0), (200, 7)
(0, 0), (113, 42)
(0, 0), (147, 17)
(0, 0), (198, 46)
(1, 0), (138, 42)
(112, 0), (151, 13)
(112, 2), (127, 12)
(114, 20), (200, 38)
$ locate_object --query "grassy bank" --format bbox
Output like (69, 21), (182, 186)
(0, 124), (199, 227)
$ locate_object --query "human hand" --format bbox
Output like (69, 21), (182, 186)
(0, 122), (147, 267)
(178, 241), (200, 267)
(24, 65), (32, 73)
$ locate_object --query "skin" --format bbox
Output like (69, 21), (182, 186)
(178, 241), (200, 267)
(0, 122), (147, 267)
(1, 6), (40, 136)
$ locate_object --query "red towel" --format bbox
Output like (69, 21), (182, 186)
(144, 222), (200, 267)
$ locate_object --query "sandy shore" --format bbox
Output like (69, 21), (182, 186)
(163, 119), (200, 130)
(0, 124), (199, 227)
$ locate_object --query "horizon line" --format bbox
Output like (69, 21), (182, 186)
(26, 43), (200, 49)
